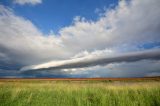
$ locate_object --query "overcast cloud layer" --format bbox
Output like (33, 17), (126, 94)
(0, 0), (160, 77)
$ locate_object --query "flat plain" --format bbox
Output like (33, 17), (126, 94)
(0, 77), (160, 106)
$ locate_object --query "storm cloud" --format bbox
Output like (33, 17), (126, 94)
(21, 49), (160, 72)
(0, 0), (160, 77)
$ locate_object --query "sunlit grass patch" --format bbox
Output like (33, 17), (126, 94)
(0, 80), (160, 106)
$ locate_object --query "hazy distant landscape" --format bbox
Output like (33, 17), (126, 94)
(0, 78), (160, 106)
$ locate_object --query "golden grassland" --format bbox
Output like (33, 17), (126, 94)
(0, 79), (160, 106)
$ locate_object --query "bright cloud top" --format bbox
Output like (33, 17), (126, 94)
(0, 0), (160, 77)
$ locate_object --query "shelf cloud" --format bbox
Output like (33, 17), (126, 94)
(21, 49), (160, 72)
(0, 0), (160, 77)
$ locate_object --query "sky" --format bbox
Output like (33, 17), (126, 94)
(0, 0), (160, 78)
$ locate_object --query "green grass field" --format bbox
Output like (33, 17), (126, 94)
(0, 80), (160, 106)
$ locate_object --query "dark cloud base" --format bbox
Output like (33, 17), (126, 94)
(22, 49), (160, 72)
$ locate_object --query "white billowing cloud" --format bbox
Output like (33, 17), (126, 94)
(0, 0), (160, 77)
(13, 0), (42, 5)
(58, 0), (160, 53)
(0, 5), (70, 66)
